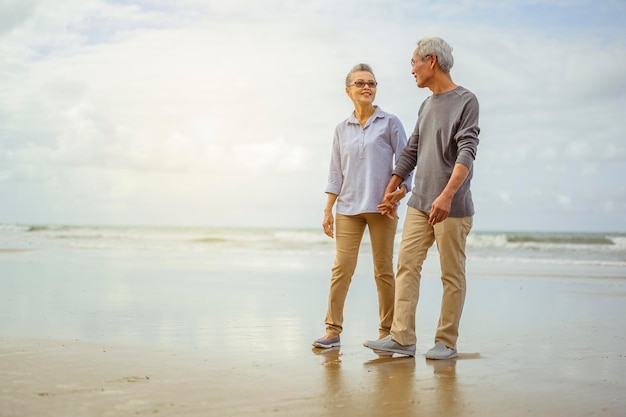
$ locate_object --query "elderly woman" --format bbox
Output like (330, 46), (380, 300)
(313, 63), (412, 348)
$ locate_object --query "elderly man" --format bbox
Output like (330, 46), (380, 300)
(364, 37), (480, 359)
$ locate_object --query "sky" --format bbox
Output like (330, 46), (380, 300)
(0, 0), (625, 232)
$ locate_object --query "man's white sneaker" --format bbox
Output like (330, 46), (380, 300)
(363, 335), (416, 357)
(425, 342), (458, 360)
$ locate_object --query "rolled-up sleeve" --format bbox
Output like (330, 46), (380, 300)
(454, 95), (480, 169)
(325, 128), (343, 195)
(393, 127), (419, 182)
(389, 116), (413, 192)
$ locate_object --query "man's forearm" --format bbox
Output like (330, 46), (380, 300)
(441, 163), (469, 199)
(385, 174), (404, 194)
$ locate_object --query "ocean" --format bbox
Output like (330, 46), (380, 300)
(1, 223), (625, 268)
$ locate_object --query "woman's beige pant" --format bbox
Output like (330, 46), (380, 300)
(324, 212), (398, 336)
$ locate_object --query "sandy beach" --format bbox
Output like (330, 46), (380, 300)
(1, 244), (625, 416)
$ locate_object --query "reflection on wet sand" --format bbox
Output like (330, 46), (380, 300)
(312, 347), (345, 416)
(364, 355), (417, 415)
(426, 359), (460, 415)
(311, 347), (468, 416)
(364, 355), (461, 416)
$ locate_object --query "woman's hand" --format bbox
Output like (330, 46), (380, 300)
(322, 210), (334, 238)
(322, 193), (338, 238)
(377, 198), (397, 220)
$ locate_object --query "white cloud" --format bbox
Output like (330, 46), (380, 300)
(557, 194), (572, 209)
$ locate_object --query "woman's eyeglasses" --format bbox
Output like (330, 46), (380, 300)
(350, 80), (378, 88)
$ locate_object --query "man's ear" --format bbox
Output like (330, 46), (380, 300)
(429, 54), (437, 69)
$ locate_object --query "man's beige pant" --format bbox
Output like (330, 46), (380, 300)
(324, 213), (398, 336)
(391, 207), (472, 348)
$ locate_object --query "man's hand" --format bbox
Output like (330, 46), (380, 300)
(428, 193), (452, 226)
(428, 163), (469, 225)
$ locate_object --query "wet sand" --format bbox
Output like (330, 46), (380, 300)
(1, 247), (625, 416)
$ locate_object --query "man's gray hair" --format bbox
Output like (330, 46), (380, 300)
(345, 63), (375, 87)
(416, 37), (454, 73)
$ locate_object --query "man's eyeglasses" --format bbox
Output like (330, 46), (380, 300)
(351, 80), (378, 88)
(411, 55), (431, 66)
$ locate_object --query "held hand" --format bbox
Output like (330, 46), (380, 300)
(428, 193), (452, 226)
(387, 187), (406, 205)
(377, 202), (397, 220)
(377, 187), (406, 220)
(322, 211), (334, 238)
